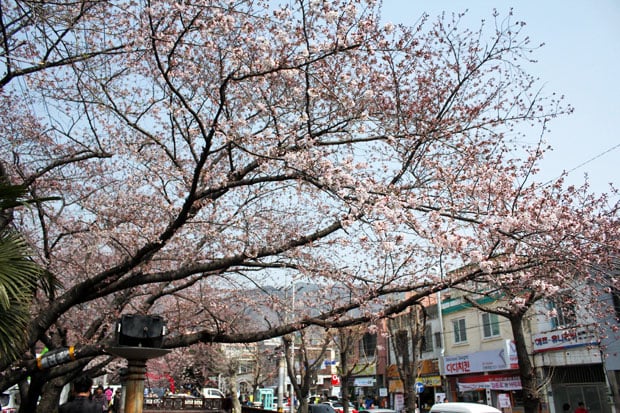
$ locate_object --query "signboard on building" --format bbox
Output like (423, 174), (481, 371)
(394, 394), (404, 413)
(419, 376), (442, 387)
(498, 393), (511, 408)
(457, 374), (522, 391)
(354, 377), (376, 387)
(532, 326), (599, 353)
(443, 341), (518, 375)
(388, 375), (441, 393)
(389, 379), (404, 393)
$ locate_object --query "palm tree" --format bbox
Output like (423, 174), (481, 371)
(0, 230), (41, 363)
(0, 179), (54, 364)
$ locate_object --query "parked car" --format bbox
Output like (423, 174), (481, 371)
(144, 393), (161, 406)
(429, 402), (502, 413)
(307, 395), (323, 404)
(366, 409), (396, 413)
(322, 400), (359, 413)
(0, 386), (19, 413)
(202, 387), (225, 398)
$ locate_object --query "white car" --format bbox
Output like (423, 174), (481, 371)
(430, 402), (502, 413)
(323, 400), (359, 413)
(202, 388), (225, 398)
(0, 386), (19, 413)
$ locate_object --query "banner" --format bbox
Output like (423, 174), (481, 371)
(457, 374), (521, 391)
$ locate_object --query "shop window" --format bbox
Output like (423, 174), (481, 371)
(453, 318), (467, 343)
(482, 313), (500, 338)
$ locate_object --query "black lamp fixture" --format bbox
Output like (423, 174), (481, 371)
(115, 314), (166, 348)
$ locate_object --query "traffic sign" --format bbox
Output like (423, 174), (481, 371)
(415, 382), (425, 394)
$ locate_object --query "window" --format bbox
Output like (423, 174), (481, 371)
(360, 332), (377, 358)
(482, 313), (500, 338)
(421, 326), (433, 352)
(612, 290), (620, 321)
(547, 299), (577, 328)
(453, 318), (467, 343)
(434, 332), (442, 349)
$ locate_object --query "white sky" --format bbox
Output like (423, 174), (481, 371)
(379, 0), (620, 197)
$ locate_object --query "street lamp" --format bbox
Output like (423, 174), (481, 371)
(106, 314), (170, 413)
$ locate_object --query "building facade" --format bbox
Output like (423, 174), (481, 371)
(439, 293), (522, 410)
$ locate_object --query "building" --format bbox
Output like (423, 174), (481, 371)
(384, 296), (444, 413)
(439, 292), (522, 410)
(530, 289), (617, 413)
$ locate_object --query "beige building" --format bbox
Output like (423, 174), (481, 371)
(439, 292), (521, 411)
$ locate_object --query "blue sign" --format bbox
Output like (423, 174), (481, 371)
(415, 382), (425, 394)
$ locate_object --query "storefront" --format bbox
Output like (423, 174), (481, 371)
(452, 373), (522, 408)
(387, 360), (444, 412)
(418, 359), (443, 413)
(533, 326), (611, 413)
(442, 341), (522, 410)
(352, 376), (377, 407)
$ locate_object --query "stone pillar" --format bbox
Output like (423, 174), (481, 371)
(124, 359), (147, 413)
(106, 347), (170, 413)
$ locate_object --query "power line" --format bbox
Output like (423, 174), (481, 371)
(544, 142), (620, 186)
(564, 143), (620, 176)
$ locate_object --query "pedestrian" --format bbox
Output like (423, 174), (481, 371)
(105, 387), (113, 403)
(59, 375), (104, 413)
(92, 385), (109, 412)
(575, 402), (588, 413)
(110, 389), (122, 413)
(562, 403), (570, 413)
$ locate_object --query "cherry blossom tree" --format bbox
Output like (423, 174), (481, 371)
(283, 327), (330, 413)
(330, 324), (376, 412)
(461, 257), (620, 413)
(461, 285), (547, 413)
(388, 306), (426, 413)
(0, 0), (618, 412)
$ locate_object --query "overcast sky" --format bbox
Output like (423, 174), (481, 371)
(379, 1), (620, 198)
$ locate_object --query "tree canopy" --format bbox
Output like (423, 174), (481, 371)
(0, 0), (617, 410)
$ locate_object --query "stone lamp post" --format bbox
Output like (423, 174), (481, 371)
(106, 315), (170, 413)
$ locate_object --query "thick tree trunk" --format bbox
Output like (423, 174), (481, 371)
(342, 391), (351, 413)
(403, 356), (417, 413)
(509, 316), (540, 413)
(228, 371), (241, 413)
(35, 378), (65, 413)
(20, 375), (45, 413)
(396, 330), (416, 413)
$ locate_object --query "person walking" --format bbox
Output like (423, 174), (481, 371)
(109, 389), (122, 413)
(575, 402), (588, 413)
(92, 385), (109, 412)
(59, 376), (104, 413)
